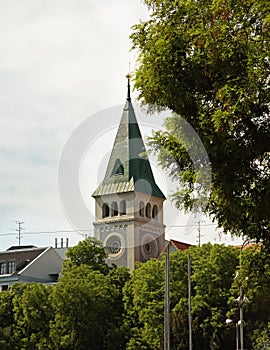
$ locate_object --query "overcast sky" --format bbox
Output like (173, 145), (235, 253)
(0, 0), (242, 250)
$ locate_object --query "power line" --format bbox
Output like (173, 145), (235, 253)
(0, 223), (218, 237)
(0, 229), (94, 237)
(170, 223), (217, 228)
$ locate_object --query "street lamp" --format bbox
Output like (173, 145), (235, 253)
(227, 239), (256, 349)
(236, 239), (255, 350)
(164, 245), (170, 350)
(226, 318), (239, 350)
(235, 290), (249, 350)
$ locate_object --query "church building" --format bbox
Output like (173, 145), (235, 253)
(92, 76), (166, 270)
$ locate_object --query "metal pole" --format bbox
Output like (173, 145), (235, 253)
(188, 254), (192, 350)
(198, 220), (201, 247)
(236, 323), (239, 350)
(239, 285), (244, 350)
(239, 239), (254, 350)
(164, 246), (170, 350)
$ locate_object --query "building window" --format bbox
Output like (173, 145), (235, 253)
(152, 205), (158, 220)
(111, 158), (124, 176)
(107, 237), (122, 255)
(146, 203), (151, 218)
(144, 242), (153, 255)
(111, 202), (118, 216)
(139, 201), (144, 217)
(0, 261), (16, 275)
(120, 200), (126, 215)
(0, 263), (7, 275)
(102, 203), (110, 218)
(8, 261), (16, 273)
(1, 285), (8, 291)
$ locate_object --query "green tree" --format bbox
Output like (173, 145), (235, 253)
(104, 266), (131, 350)
(123, 259), (164, 349)
(50, 264), (127, 350)
(253, 322), (270, 349)
(0, 240), (129, 350)
(190, 244), (238, 349)
(63, 237), (130, 349)
(123, 244), (239, 350)
(131, 0), (270, 243)
(228, 244), (270, 349)
(0, 290), (15, 350)
(169, 244), (239, 349)
(65, 236), (109, 274)
(11, 283), (53, 350)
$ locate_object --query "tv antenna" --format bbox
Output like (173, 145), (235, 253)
(15, 221), (24, 246)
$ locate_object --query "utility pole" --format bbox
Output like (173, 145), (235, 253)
(198, 220), (201, 247)
(239, 285), (244, 350)
(15, 221), (24, 246)
(188, 254), (192, 350)
(164, 245), (170, 350)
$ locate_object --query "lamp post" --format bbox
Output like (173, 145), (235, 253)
(239, 285), (244, 350)
(235, 290), (249, 350)
(236, 239), (255, 350)
(188, 254), (192, 350)
(164, 245), (170, 350)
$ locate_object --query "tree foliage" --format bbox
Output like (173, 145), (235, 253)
(169, 244), (239, 349)
(252, 322), (270, 349)
(123, 259), (164, 349)
(10, 283), (53, 350)
(131, 0), (270, 243)
(0, 289), (15, 349)
(1, 242), (270, 349)
(50, 265), (118, 350)
(52, 238), (130, 350)
(123, 244), (239, 350)
(228, 244), (270, 349)
(0, 239), (130, 350)
(65, 236), (109, 274)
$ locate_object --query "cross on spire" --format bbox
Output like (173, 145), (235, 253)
(126, 73), (131, 102)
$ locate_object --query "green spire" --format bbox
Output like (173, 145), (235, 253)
(92, 77), (165, 199)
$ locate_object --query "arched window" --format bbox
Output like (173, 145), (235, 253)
(139, 201), (144, 217)
(102, 203), (110, 218)
(120, 200), (126, 215)
(111, 158), (124, 176)
(145, 203), (151, 218)
(152, 205), (158, 220)
(111, 201), (118, 216)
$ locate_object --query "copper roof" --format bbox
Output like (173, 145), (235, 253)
(92, 78), (165, 200)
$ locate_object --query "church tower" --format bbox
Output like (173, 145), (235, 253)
(92, 76), (165, 270)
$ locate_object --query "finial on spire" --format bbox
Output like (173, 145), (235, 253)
(126, 73), (131, 102)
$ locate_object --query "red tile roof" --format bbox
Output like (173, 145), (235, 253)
(170, 239), (192, 251)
